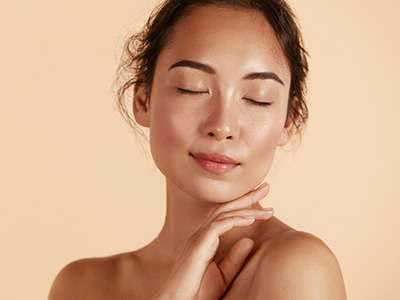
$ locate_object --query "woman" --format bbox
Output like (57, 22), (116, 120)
(49, 0), (347, 299)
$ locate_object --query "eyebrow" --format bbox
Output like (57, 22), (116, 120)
(168, 60), (284, 85)
(169, 60), (216, 74)
(243, 72), (284, 85)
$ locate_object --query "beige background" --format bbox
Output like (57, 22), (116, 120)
(1, 0), (399, 299)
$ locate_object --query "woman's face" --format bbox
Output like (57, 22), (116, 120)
(135, 5), (293, 203)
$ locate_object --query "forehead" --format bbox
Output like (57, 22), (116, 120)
(158, 4), (290, 81)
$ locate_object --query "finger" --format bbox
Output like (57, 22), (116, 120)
(218, 238), (255, 288)
(210, 216), (256, 236)
(201, 183), (270, 227)
(220, 183), (270, 213)
(193, 217), (256, 263)
(215, 207), (274, 221)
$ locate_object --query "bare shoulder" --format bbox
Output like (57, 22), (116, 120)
(48, 252), (140, 300)
(250, 230), (347, 300)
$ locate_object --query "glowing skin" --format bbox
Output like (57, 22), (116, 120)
(140, 6), (293, 204)
(49, 5), (346, 300)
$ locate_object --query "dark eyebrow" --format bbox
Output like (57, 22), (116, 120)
(243, 72), (284, 85)
(169, 60), (284, 85)
(168, 60), (216, 74)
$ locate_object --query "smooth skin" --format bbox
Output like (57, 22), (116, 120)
(49, 5), (346, 300)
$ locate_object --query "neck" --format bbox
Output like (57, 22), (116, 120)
(151, 179), (263, 265)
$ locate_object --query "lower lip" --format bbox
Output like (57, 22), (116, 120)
(192, 156), (239, 174)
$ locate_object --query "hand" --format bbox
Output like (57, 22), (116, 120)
(151, 183), (273, 300)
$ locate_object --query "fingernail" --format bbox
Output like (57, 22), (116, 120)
(256, 182), (269, 190)
(262, 207), (274, 212)
(243, 216), (256, 223)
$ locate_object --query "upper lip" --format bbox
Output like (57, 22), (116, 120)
(191, 152), (239, 165)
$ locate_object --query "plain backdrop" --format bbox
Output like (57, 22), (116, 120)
(1, 0), (399, 299)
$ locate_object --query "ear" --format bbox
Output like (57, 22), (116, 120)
(278, 117), (295, 146)
(278, 101), (299, 146)
(133, 84), (150, 127)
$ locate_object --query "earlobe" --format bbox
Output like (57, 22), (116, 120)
(278, 111), (297, 147)
(277, 119), (294, 146)
(133, 84), (150, 127)
(278, 99), (300, 146)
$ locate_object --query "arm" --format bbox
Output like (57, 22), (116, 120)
(249, 231), (347, 300)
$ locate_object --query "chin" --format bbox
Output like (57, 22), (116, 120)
(185, 178), (259, 204)
(162, 161), (270, 204)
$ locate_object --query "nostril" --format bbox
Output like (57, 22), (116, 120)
(206, 131), (233, 140)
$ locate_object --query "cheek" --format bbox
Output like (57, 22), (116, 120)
(149, 99), (194, 172)
(245, 112), (286, 171)
(151, 105), (179, 145)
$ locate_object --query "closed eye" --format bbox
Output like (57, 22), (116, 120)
(244, 98), (271, 107)
(176, 88), (208, 95)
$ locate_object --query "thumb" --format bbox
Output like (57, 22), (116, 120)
(218, 238), (255, 287)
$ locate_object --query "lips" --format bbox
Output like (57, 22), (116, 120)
(190, 152), (240, 174)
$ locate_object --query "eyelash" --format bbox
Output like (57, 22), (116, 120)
(176, 88), (270, 107)
(176, 88), (207, 95)
(244, 98), (271, 107)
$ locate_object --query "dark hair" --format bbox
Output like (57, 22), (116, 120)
(116, 0), (309, 139)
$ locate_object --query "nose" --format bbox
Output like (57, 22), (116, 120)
(200, 95), (240, 141)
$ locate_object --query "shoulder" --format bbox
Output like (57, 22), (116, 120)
(48, 252), (140, 300)
(250, 230), (347, 300)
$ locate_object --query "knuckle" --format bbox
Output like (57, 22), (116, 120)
(217, 211), (229, 219)
(226, 252), (241, 268)
(214, 207), (227, 217)
(209, 220), (219, 229)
